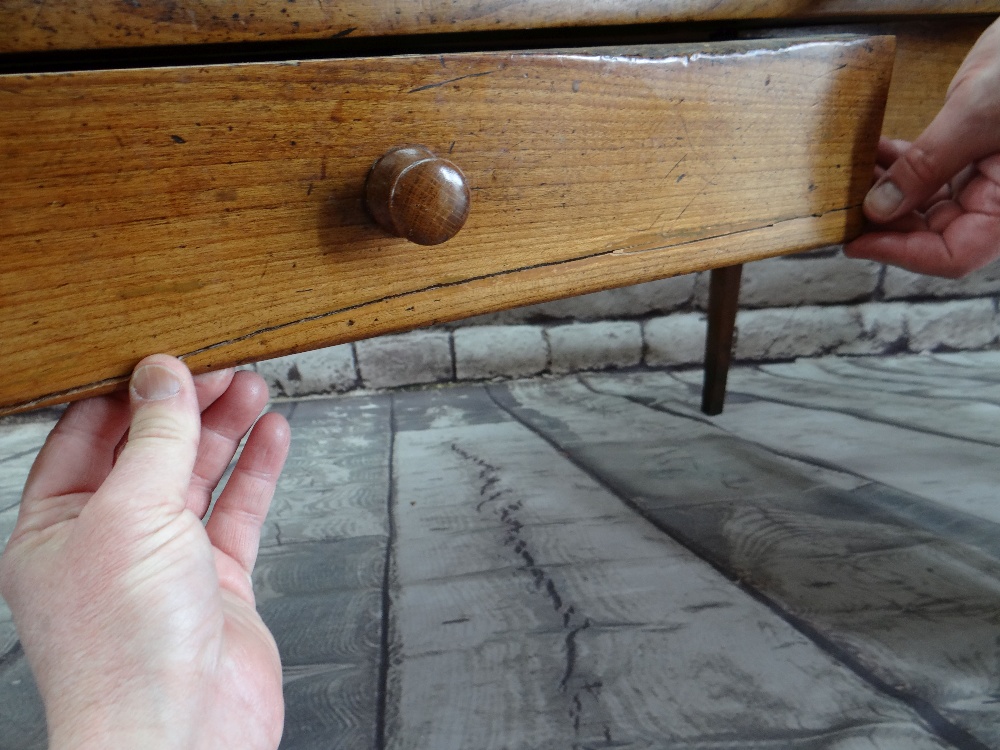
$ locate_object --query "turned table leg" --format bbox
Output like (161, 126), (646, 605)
(701, 263), (743, 416)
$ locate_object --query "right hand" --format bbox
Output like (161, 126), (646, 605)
(844, 18), (1000, 278)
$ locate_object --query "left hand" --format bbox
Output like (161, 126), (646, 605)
(0, 355), (289, 750)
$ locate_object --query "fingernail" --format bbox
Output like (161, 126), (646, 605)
(131, 364), (181, 401)
(864, 180), (903, 218)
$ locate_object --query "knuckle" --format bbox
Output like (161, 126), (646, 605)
(900, 145), (942, 186)
(130, 410), (191, 444)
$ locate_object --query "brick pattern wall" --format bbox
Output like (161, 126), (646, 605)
(252, 249), (1000, 397)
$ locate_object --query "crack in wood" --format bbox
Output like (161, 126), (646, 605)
(185, 203), (859, 354)
(8, 203), (859, 413)
(448, 440), (601, 739)
(552, 377), (995, 750)
(374, 394), (398, 750)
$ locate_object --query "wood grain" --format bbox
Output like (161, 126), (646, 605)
(509, 372), (1000, 746)
(883, 21), (989, 141)
(365, 144), (471, 246)
(750, 19), (993, 142)
(386, 384), (949, 749)
(0, 0), (997, 53)
(0, 35), (893, 413)
(255, 396), (392, 750)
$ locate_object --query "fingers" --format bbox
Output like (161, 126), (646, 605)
(98, 355), (202, 520)
(19, 364), (237, 524)
(864, 27), (1000, 226)
(112, 367), (237, 464)
(205, 412), (290, 579)
(20, 394), (131, 507)
(875, 137), (909, 169)
(845, 231), (952, 276)
(845, 212), (1000, 278)
(864, 109), (985, 224)
(186, 370), (271, 519)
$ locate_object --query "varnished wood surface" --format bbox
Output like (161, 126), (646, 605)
(0, 0), (997, 53)
(2, 351), (1000, 747)
(885, 20), (993, 142)
(748, 19), (994, 142)
(365, 145), (471, 246)
(0, 35), (893, 414)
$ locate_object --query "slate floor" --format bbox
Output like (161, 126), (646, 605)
(1, 351), (1000, 749)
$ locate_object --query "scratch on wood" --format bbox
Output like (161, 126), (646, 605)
(665, 153), (688, 180)
(820, 62), (850, 79)
(408, 70), (495, 93)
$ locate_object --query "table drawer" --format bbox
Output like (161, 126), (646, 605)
(0, 35), (893, 413)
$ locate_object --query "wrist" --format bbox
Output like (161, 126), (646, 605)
(48, 716), (195, 750)
(45, 691), (198, 750)
(49, 725), (182, 750)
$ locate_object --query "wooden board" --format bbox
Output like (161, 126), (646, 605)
(254, 397), (391, 750)
(0, 35), (893, 414)
(665, 367), (1000, 525)
(0, 0), (997, 53)
(882, 21), (990, 141)
(553, 370), (1000, 747)
(750, 19), (993, 142)
(386, 385), (948, 749)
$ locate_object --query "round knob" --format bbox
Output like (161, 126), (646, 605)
(365, 145), (471, 246)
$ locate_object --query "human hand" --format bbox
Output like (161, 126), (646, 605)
(844, 18), (1000, 278)
(0, 355), (290, 750)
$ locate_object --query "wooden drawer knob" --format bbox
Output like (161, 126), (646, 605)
(365, 145), (471, 246)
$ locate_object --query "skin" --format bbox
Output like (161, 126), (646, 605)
(0, 355), (290, 750)
(845, 17), (1000, 278)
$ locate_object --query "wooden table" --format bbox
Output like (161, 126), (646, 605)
(0, 3), (995, 415)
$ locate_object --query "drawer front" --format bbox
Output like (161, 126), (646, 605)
(0, 35), (893, 412)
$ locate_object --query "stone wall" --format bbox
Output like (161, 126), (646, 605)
(251, 248), (1000, 397)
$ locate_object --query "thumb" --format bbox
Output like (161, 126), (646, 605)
(864, 83), (998, 224)
(101, 355), (201, 520)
